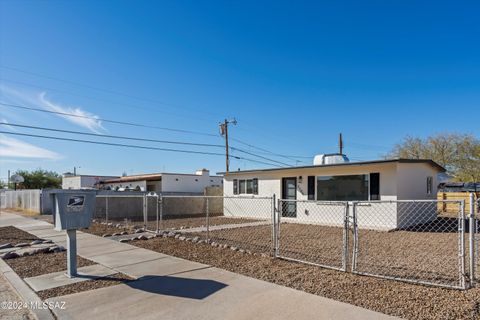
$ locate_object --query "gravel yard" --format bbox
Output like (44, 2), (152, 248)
(5, 252), (95, 278)
(189, 219), (466, 288)
(0, 226), (40, 246)
(1, 227), (133, 300)
(147, 215), (261, 231)
(81, 222), (132, 237)
(130, 235), (480, 320)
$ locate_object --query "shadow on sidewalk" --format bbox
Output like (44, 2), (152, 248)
(126, 275), (228, 300)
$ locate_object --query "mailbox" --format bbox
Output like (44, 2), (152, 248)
(50, 189), (96, 278)
(51, 190), (96, 231)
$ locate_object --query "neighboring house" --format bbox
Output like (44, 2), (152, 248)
(99, 169), (223, 193)
(62, 174), (120, 189)
(222, 158), (445, 230)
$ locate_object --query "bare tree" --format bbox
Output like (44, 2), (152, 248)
(388, 133), (480, 182)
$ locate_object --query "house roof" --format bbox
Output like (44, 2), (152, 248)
(220, 159), (446, 176)
(100, 173), (163, 184)
(100, 171), (223, 184)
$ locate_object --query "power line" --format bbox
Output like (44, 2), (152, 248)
(0, 65), (224, 119)
(0, 102), (218, 137)
(0, 103), (300, 166)
(1, 78), (218, 123)
(0, 122), (291, 167)
(230, 137), (311, 162)
(0, 131), (282, 168)
(230, 147), (292, 167)
(0, 122), (224, 148)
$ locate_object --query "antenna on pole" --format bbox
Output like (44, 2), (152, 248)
(339, 133), (343, 155)
(219, 118), (237, 173)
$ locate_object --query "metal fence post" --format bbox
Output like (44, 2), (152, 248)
(144, 194), (148, 230)
(156, 195), (160, 234)
(159, 195), (163, 232)
(342, 202), (349, 271)
(105, 196), (109, 225)
(470, 193), (476, 287)
(271, 194), (277, 257)
(206, 197), (210, 243)
(276, 198), (282, 257)
(459, 200), (466, 289)
(351, 202), (358, 273)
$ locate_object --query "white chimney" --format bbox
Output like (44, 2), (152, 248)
(195, 168), (210, 176)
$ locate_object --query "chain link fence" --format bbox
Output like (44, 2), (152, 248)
(95, 193), (150, 231)
(277, 200), (349, 270)
(156, 196), (274, 254)
(86, 192), (480, 290)
(351, 200), (466, 289)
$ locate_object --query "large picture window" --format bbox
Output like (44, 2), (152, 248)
(317, 175), (369, 201)
(233, 178), (258, 195)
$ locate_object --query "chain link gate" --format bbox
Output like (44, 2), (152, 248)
(351, 200), (467, 289)
(275, 200), (350, 271)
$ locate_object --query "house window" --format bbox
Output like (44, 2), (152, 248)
(239, 180), (246, 194)
(427, 176), (433, 194)
(317, 174), (369, 201)
(233, 179), (258, 195)
(233, 179), (238, 194)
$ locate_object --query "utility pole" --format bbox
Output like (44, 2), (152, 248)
(219, 118), (237, 173)
(339, 133), (343, 155)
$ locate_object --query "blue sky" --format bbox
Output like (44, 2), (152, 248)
(0, 0), (479, 180)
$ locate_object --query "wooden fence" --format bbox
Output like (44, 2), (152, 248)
(437, 192), (479, 213)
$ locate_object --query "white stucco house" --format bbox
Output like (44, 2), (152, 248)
(99, 169), (223, 194)
(222, 158), (445, 230)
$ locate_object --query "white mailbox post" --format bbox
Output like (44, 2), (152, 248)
(51, 190), (96, 278)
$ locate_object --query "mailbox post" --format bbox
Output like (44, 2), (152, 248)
(50, 190), (96, 278)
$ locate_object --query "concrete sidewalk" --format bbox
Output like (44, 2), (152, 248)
(0, 212), (399, 320)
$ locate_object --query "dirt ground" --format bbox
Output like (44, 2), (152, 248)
(189, 218), (468, 288)
(0, 226), (40, 246)
(82, 216), (260, 235)
(131, 236), (480, 320)
(5, 252), (95, 278)
(1, 227), (133, 301)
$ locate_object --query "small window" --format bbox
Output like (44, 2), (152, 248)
(234, 178), (258, 195)
(239, 180), (246, 194)
(233, 179), (238, 195)
(253, 178), (258, 195)
(427, 176), (433, 195)
(246, 180), (254, 194)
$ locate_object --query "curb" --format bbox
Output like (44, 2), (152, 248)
(0, 258), (55, 320)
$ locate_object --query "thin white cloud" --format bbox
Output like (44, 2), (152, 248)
(39, 92), (105, 133)
(0, 84), (105, 133)
(0, 134), (61, 160)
